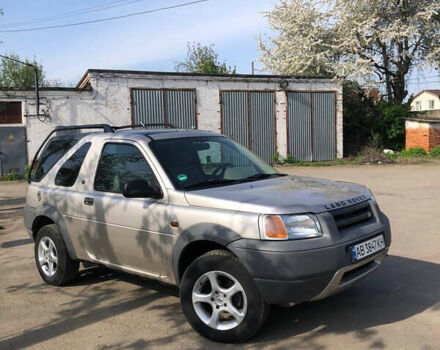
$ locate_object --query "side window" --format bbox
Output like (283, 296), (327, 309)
(94, 143), (159, 194)
(55, 143), (91, 187)
(32, 138), (79, 182)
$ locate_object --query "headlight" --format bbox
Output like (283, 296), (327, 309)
(260, 214), (322, 240)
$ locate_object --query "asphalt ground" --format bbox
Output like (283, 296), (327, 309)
(0, 163), (439, 349)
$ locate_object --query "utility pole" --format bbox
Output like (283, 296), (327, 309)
(0, 54), (41, 117)
(251, 61), (255, 75)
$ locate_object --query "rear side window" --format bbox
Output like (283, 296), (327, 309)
(55, 143), (91, 187)
(94, 143), (159, 194)
(32, 138), (79, 182)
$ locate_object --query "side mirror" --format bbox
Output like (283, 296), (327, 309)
(123, 179), (162, 199)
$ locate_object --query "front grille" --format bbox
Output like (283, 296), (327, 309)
(331, 201), (374, 230)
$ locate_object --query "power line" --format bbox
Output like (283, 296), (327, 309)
(0, 0), (209, 33)
(0, 0), (139, 28)
(0, 0), (146, 29)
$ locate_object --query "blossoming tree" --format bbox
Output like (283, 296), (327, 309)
(258, 0), (440, 104)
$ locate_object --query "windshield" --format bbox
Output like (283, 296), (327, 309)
(149, 136), (283, 190)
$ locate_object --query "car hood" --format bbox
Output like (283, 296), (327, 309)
(184, 175), (372, 214)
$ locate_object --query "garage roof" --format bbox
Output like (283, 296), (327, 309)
(76, 68), (332, 89)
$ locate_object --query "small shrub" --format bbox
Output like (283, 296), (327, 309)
(24, 164), (32, 180)
(0, 169), (19, 181)
(400, 147), (427, 158)
(429, 146), (440, 158)
(284, 154), (294, 164)
(272, 152), (280, 164)
(358, 146), (393, 164)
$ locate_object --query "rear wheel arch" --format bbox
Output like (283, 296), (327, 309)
(32, 215), (54, 240)
(32, 208), (77, 260)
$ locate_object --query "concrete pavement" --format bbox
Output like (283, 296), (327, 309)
(0, 163), (439, 349)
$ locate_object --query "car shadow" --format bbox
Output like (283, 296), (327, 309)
(249, 255), (440, 347)
(3, 255), (438, 350)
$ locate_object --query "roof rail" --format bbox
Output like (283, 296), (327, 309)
(113, 123), (177, 130)
(54, 124), (114, 133)
(28, 124), (114, 183)
(27, 123), (178, 183)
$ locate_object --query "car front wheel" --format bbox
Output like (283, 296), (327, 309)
(179, 250), (269, 343)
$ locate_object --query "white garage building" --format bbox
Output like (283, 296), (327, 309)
(0, 69), (342, 175)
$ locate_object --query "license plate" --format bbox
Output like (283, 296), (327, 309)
(351, 234), (385, 262)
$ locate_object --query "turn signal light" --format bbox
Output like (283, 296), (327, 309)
(264, 216), (287, 239)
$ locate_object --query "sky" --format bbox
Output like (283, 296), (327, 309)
(0, 0), (273, 85)
(0, 0), (437, 95)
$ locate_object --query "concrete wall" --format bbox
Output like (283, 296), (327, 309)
(410, 92), (440, 111)
(0, 71), (343, 164)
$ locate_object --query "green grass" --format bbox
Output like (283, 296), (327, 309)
(279, 158), (361, 167)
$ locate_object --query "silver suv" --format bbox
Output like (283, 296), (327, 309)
(23, 124), (391, 343)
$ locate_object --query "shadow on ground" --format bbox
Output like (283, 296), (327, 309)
(1, 255), (439, 350)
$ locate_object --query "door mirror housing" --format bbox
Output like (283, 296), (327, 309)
(123, 179), (162, 199)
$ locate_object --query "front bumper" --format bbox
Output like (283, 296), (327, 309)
(227, 212), (391, 305)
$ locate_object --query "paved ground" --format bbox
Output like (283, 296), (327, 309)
(0, 163), (439, 350)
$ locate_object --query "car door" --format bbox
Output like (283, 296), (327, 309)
(79, 140), (172, 279)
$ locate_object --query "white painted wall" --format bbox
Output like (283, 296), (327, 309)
(0, 71), (343, 163)
(411, 91), (440, 111)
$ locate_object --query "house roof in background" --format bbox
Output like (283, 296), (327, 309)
(413, 89), (440, 100)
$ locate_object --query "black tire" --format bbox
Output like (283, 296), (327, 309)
(180, 250), (269, 343)
(34, 224), (79, 286)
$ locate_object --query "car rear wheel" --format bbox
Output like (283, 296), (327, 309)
(34, 224), (79, 286)
(180, 250), (269, 343)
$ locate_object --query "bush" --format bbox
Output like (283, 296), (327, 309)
(343, 81), (410, 156)
(0, 169), (19, 181)
(429, 146), (440, 158)
(400, 147), (427, 158)
(24, 164), (32, 180)
(358, 146), (394, 164)
(284, 154), (294, 164)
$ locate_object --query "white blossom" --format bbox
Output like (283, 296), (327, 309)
(258, 0), (440, 103)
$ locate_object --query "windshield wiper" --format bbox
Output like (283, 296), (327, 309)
(184, 178), (239, 190)
(241, 173), (287, 182)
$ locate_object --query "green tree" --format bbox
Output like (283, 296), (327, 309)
(343, 82), (410, 155)
(175, 42), (236, 74)
(0, 53), (47, 88)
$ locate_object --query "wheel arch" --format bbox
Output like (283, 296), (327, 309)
(32, 205), (78, 260)
(172, 224), (242, 285)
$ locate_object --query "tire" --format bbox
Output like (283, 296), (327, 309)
(34, 224), (79, 286)
(179, 250), (269, 343)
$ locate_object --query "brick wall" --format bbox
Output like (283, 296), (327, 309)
(429, 124), (440, 149)
(406, 121), (430, 152)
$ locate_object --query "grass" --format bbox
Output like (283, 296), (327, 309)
(276, 156), (432, 167)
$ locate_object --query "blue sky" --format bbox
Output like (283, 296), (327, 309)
(0, 0), (437, 95)
(0, 0), (273, 85)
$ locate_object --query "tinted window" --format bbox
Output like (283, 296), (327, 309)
(55, 143), (91, 187)
(94, 143), (159, 193)
(150, 136), (278, 190)
(32, 138), (79, 182)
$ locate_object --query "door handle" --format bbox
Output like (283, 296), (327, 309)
(84, 197), (94, 206)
